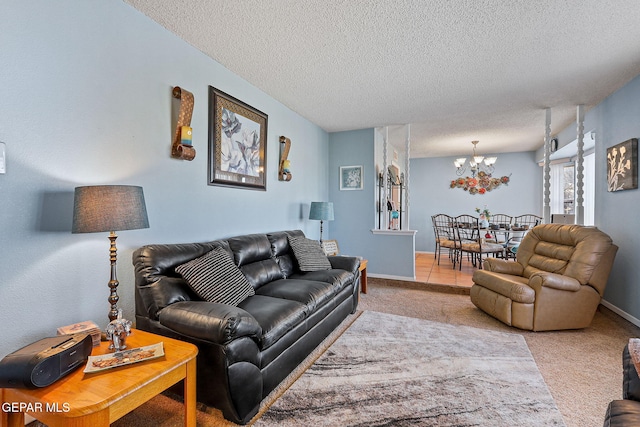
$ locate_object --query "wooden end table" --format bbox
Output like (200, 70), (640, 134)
(359, 259), (368, 293)
(1, 329), (198, 427)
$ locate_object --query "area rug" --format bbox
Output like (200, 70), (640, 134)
(254, 311), (565, 426)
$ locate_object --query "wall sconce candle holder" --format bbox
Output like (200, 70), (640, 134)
(171, 86), (196, 161)
(279, 136), (292, 181)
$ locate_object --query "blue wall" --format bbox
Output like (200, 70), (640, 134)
(0, 1), (330, 357)
(329, 129), (415, 279)
(552, 75), (640, 321)
(410, 151), (543, 251)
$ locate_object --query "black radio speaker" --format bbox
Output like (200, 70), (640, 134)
(0, 333), (93, 388)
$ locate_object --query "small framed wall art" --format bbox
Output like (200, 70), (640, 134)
(607, 138), (638, 192)
(340, 165), (364, 190)
(208, 86), (268, 190)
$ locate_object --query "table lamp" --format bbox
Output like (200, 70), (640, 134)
(72, 185), (149, 323)
(309, 201), (334, 243)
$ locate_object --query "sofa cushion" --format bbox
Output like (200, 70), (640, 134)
(175, 247), (255, 306)
(238, 295), (307, 350)
(240, 259), (285, 290)
(604, 400), (640, 427)
(133, 241), (221, 320)
(227, 233), (285, 289)
(268, 230), (304, 278)
(288, 269), (354, 292)
(256, 279), (338, 312)
(288, 236), (332, 271)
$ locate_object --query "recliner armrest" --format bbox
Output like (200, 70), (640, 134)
(483, 258), (524, 275)
(159, 301), (261, 344)
(528, 271), (581, 292)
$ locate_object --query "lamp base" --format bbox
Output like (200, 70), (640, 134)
(107, 231), (120, 323)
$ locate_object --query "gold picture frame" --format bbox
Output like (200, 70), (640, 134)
(208, 86), (268, 190)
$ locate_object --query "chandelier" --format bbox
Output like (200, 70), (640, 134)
(454, 140), (497, 177)
(450, 140), (511, 195)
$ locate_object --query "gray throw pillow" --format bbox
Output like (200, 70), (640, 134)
(288, 236), (332, 272)
(175, 246), (255, 306)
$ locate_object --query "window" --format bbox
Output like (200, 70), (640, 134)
(546, 133), (595, 225)
(550, 162), (574, 215)
(563, 164), (575, 214)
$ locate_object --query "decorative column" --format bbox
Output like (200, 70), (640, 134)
(543, 108), (551, 224)
(575, 105), (585, 225)
(382, 126), (389, 230)
(404, 124), (411, 231)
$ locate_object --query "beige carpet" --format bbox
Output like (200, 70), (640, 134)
(29, 278), (640, 426)
(360, 278), (640, 427)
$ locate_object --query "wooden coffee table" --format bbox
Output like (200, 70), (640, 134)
(1, 329), (198, 427)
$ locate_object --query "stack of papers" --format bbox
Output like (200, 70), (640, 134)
(57, 320), (102, 346)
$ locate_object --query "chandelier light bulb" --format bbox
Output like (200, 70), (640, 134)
(484, 156), (497, 166)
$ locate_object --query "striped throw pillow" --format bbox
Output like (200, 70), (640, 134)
(175, 247), (255, 306)
(288, 236), (332, 272)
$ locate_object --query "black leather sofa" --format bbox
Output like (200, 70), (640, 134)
(132, 230), (360, 424)
(604, 344), (640, 426)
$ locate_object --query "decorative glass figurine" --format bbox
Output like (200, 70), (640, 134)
(106, 309), (132, 351)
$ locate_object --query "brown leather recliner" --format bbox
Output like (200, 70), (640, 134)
(470, 224), (618, 331)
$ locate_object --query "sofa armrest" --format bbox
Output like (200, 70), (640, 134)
(528, 271), (581, 292)
(328, 256), (360, 274)
(483, 258), (524, 275)
(624, 344), (640, 401)
(158, 301), (261, 344)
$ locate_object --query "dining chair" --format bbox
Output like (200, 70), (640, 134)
(431, 214), (459, 267)
(513, 214), (543, 229)
(508, 214), (543, 258)
(486, 213), (513, 248)
(454, 214), (505, 270)
(488, 214), (513, 232)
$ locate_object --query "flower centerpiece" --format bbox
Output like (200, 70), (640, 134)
(475, 206), (491, 228)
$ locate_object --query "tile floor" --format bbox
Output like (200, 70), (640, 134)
(415, 251), (475, 287)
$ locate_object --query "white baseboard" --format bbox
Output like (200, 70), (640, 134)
(368, 273), (416, 282)
(601, 299), (640, 328)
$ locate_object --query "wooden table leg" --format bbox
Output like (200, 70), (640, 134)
(184, 358), (197, 427)
(361, 268), (367, 293)
(52, 411), (109, 427)
(359, 259), (368, 294)
(5, 412), (25, 427)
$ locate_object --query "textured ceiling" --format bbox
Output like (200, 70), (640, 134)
(124, 0), (640, 158)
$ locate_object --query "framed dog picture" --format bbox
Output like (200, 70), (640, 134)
(208, 86), (268, 190)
